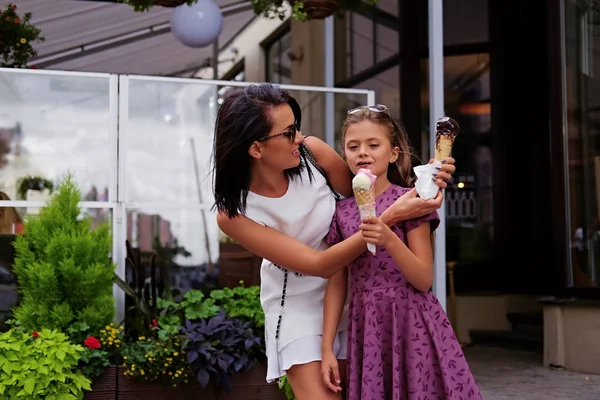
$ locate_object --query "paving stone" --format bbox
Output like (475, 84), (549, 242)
(465, 346), (600, 400)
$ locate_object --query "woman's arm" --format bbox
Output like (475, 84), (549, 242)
(218, 212), (367, 279)
(360, 216), (434, 292)
(303, 136), (353, 198)
(380, 157), (457, 226)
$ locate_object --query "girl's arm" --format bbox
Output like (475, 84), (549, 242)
(360, 216), (434, 292)
(303, 136), (353, 198)
(322, 268), (347, 352)
(321, 268), (347, 393)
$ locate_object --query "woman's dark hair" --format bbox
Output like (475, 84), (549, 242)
(212, 83), (313, 218)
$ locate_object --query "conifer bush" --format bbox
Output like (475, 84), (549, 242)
(12, 174), (115, 337)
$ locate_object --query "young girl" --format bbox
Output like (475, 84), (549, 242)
(321, 105), (482, 400)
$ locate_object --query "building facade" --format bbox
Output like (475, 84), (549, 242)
(206, 0), (600, 375)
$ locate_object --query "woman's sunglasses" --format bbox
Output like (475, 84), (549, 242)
(258, 125), (298, 143)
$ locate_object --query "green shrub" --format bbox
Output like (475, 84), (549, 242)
(12, 174), (115, 338)
(0, 328), (91, 399)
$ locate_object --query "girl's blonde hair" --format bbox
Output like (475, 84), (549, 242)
(341, 107), (416, 187)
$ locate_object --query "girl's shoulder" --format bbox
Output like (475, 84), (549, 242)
(379, 184), (411, 205)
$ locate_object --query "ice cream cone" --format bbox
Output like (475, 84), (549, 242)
(352, 168), (377, 255)
(435, 135), (455, 161)
(434, 116), (460, 161)
(354, 187), (375, 207)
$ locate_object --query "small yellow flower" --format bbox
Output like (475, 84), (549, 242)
(19, 38), (26, 44)
(140, 370), (145, 375)
(123, 356), (127, 360)
(173, 352), (178, 356)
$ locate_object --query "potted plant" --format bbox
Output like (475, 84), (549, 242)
(250, 0), (377, 21)
(0, 328), (92, 399)
(118, 0), (198, 12)
(15, 175), (54, 200)
(0, 3), (44, 68)
(218, 232), (262, 288)
(11, 174), (115, 337)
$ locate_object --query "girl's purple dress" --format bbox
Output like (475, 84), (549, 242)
(326, 184), (482, 400)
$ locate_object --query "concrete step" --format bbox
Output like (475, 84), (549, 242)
(469, 329), (543, 353)
(506, 311), (544, 335)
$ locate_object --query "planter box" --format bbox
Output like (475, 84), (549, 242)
(85, 363), (285, 400)
(85, 365), (117, 400)
(218, 242), (262, 288)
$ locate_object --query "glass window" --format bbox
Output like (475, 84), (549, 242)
(0, 72), (113, 201)
(563, 0), (600, 288)
(422, 53), (495, 291)
(266, 30), (292, 84)
(442, 0), (489, 45)
(345, 11), (399, 78)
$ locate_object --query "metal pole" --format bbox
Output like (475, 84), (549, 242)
(189, 137), (215, 271)
(324, 16), (335, 147)
(428, 0), (446, 311)
(212, 37), (219, 80)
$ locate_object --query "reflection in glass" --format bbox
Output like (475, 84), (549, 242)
(0, 71), (112, 201)
(0, 206), (112, 332)
(564, 0), (600, 287)
(266, 30), (292, 85)
(125, 79), (217, 204)
(125, 207), (218, 295)
(422, 53), (494, 291)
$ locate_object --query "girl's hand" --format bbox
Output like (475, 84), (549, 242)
(320, 350), (342, 393)
(360, 216), (395, 247)
(430, 156), (456, 189)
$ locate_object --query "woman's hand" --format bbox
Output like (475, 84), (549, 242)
(380, 157), (456, 225)
(321, 350), (342, 393)
(381, 188), (444, 225)
(360, 216), (395, 247)
(430, 156), (456, 189)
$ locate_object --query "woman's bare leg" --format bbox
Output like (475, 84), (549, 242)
(287, 359), (347, 400)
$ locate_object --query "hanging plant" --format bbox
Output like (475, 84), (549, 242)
(0, 4), (44, 68)
(118, 0), (198, 12)
(16, 176), (54, 200)
(250, 0), (377, 21)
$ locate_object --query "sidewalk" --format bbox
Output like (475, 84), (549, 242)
(465, 346), (600, 400)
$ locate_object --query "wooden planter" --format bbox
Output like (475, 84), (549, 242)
(85, 365), (118, 400)
(218, 242), (262, 288)
(288, 0), (341, 19)
(116, 363), (285, 400)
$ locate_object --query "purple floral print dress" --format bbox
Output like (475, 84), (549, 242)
(326, 184), (482, 400)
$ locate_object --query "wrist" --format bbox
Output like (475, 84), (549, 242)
(380, 207), (400, 227)
(321, 344), (335, 353)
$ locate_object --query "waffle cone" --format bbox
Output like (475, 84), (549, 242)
(354, 187), (375, 206)
(435, 136), (455, 161)
(353, 187), (376, 255)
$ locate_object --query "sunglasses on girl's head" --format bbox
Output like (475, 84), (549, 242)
(258, 125), (298, 142)
(347, 104), (390, 115)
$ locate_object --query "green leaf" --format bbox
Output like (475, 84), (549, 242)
(2, 362), (12, 375)
(24, 379), (35, 394)
(56, 350), (66, 361)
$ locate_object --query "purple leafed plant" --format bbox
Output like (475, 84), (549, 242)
(182, 310), (263, 392)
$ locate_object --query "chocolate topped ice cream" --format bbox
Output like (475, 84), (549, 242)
(434, 116), (459, 161)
